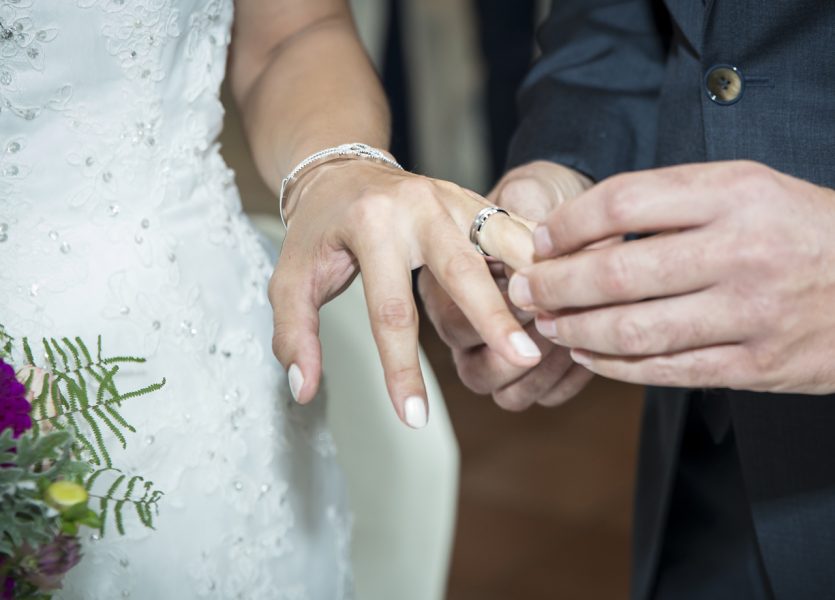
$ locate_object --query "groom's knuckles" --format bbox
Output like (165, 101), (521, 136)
(594, 249), (640, 300)
(452, 351), (494, 395)
(498, 176), (553, 221)
(544, 174), (640, 255)
(420, 273), (483, 349)
(453, 347), (516, 395)
(493, 352), (567, 410)
(493, 387), (536, 412)
(526, 263), (571, 309)
(538, 366), (594, 408)
(434, 304), (478, 350)
(493, 352), (571, 411)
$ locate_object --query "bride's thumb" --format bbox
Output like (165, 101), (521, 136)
(268, 270), (324, 405)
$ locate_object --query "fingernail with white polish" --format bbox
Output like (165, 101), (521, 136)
(570, 349), (592, 366)
(535, 316), (558, 339)
(288, 364), (304, 402)
(510, 331), (542, 359)
(404, 396), (428, 429)
(508, 274), (533, 308)
(534, 226), (554, 256)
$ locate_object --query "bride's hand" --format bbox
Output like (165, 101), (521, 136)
(269, 159), (540, 428)
(420, 161), (596, 411)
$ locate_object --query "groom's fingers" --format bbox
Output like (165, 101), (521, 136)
(417, 269), (483, 350)
(268, 250), (324, 406)
(510, 230), (719, 312)
(540, 289), (746, 357)
(539, 165), (725, 257)
(536, 364), (595, 408)
(455, 325), (568, 407)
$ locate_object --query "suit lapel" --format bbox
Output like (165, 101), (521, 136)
(663, 0), (708, 53)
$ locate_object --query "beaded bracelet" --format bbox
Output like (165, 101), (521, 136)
(279, 143), (403, 229)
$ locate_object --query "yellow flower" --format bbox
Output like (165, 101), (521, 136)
(45, 481), (88, 512)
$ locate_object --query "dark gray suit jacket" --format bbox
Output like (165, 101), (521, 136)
(508, 2), (835, 598)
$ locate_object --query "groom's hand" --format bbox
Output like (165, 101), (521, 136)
(419, 162), (595, 410)
(510, 161), (835, 394)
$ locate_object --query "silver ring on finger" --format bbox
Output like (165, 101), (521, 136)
(469, 206), (510, 257)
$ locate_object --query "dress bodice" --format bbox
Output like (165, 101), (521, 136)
(0, 0), (276, 335)
(1, 0), (234, 219)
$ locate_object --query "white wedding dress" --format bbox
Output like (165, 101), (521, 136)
(0, 1), (352, 598)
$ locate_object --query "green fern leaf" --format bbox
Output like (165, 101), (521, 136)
(22, 336), (35, 365)
(61, 336), (82, 370)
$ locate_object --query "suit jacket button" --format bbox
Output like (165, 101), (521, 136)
(705, 65), (744, 105)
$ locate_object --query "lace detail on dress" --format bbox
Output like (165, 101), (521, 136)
(0, 0), (62, 120)
(0, 1), (352, 597)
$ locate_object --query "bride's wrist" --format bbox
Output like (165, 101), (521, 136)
(282, 158), (396, 225)
(279, 143), (402, 228)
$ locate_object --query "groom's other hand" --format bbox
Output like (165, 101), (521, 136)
(510, 161), (835, 393)
(419, 162), (595, 410)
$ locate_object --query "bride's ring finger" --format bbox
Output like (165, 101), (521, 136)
(470, 207), (510, 257)
(468, 205), (536, 271)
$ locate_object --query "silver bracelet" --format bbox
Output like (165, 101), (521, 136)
(279, 142), (403, 229)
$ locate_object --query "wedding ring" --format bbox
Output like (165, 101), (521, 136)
(469, 206), (509, 257)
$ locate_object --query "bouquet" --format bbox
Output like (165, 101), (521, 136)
(0, 325), (165, 599)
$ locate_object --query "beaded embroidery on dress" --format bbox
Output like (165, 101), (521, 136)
(0, 1), (352, 598)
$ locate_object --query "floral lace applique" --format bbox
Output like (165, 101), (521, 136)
(0, 0), (63, 120)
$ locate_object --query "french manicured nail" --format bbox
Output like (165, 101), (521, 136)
(288, 364), (304, 402)
(535, 316), (558, 339)
(570, 349), (592, 366)
(508, 274), (533, 308)
(404, 396), (428, 429)
(510, 331), (542, 359)
(534, 226), (554, 256)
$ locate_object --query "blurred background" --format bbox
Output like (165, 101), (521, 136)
(220, 1), (645, 598)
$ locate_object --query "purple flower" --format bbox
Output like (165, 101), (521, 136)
(25, 535), (83, 591)
(1, 575), (13, 600)
(0, 358), (32, 438)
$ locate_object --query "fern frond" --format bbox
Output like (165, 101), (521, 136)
(76, 335), (93, 365)
(0, 325), (12, 358)
(87, 469), (163, 535)
(84, 466), (113, 491)
(22, 336), (35, 365)
(79, 407), (110, 467)
(103, 403), (135, 433)
(102, 355), (146, 365)
(49, 337), (71, 372)
(91, 406), (127, 449)
(42, 337), (58, 371)
(61, 336), (82, 370)
(118, 378), (167, 403)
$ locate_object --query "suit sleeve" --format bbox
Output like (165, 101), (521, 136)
(508, 0), (670, 181)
